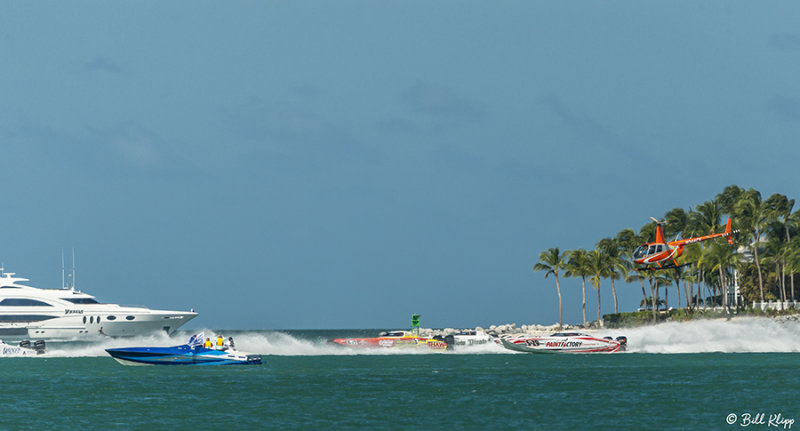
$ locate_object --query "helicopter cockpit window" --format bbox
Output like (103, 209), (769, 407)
(648, 245), (657, 254)
(633, 246), (647, 259)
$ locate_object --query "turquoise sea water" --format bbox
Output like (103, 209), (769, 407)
(2, 323), (799, 430)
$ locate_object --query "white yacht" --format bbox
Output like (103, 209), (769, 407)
(0, 269), (197, 341)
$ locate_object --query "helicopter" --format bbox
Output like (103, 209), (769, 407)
(632, 217), (735, 270)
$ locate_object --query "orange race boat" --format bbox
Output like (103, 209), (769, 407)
(328, 314), (449, 351)
(328, 330), (449, 350)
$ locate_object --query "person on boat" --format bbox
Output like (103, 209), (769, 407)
(216, 335), (225, 350)
(203, 338), (213, 349)
(226, 336), (235, 351)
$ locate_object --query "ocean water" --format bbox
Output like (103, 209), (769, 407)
(2, 319), (798, 430)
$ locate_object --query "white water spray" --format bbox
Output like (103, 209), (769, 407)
(623, 317), (800, 353)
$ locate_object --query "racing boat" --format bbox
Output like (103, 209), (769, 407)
(500, 332), (627, 353)
(105, 333), (262, 365)
(328, 330), (449, 351)
(0, 339), (46, 357)
(446, 330), (496, 349)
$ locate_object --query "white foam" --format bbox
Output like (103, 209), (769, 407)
(30, 317), (800, 357)
(622, 317), (800, 353)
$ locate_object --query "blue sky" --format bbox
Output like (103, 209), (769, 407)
(2, 2), (800, 329)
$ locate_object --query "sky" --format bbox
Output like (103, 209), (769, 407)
(2, 2), (800, 330)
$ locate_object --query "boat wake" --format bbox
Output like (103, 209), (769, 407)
(37, 329), (506, 357)
(623, 317), (800, 353)
(27, 317), (800, 358)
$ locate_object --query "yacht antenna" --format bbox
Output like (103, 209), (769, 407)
(62, 249), (65, 290)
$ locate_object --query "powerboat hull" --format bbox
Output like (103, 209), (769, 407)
(501, 333), (626, 353)
(106, 345), (262, 366)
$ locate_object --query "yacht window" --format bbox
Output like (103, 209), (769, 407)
(83, 316), (87, 324)
(126, 316), (135, 321)
(90, 316), (94, 324)
(107, 315), (117, 321)
(97, 316), (101, 323)
(63, 298), (100, 304)
(0, 298), (53, 307)
(0, 315), (57, 322)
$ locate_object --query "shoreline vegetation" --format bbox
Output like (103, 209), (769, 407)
(533, 185), (800, 328)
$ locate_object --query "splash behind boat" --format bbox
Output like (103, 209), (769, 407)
(105, 333), (262, 365)
(501, 332), (627, 353)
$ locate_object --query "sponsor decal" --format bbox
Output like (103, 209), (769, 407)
(65, 309), (83, 315)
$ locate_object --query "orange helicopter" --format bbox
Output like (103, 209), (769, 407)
(633, 217), (735, 270)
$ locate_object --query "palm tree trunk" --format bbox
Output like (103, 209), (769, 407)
(650, 277), (657, 324)
(640, 280), (648, 308)
(753, 241), (765, 302)
(786, 222), (795, 302)
(780, 261), (786, 311)
(719, 265), (728, 313)
(684, 280), (691, 310)
(611, 278), (618, 314)
(555, 275), (563, 329)
(781, 260), (787, 310)
(581, 276), (587, 327)
(597, 282), (602, 327)
(701, 270), (707, 309)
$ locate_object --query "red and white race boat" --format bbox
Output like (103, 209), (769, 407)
(328, 330), (449, 351)
(500, 332), (627, 353)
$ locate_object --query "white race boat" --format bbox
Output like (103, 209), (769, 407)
(0, 269), (197, 341)
(0, 339), (45, 356)
(501, 332), (627, 353)
(446, 330), (496, 348)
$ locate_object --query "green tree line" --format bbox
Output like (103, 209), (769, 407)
(534, 185), (800, 327)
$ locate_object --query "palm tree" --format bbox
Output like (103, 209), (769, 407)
(733, 188), (767, 302)
(597, 237), (628, 314)
(682, 271), (698, 310)
(765, 193), (794, 306)
(706, 240), (736, 313)
(587, 249), (609, 326)
(716, 185), (744, 216)
(663, 207), (689, 240)
(785, 236), (800, 302)
(533, 248), (570, 329)
(786, 209), (800, 300)
(565, 249), (590, 327)
(686, 200), (724, 310)
(625, 268), (649, 310)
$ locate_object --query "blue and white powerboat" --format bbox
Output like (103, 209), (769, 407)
(105, 333), (262, 366)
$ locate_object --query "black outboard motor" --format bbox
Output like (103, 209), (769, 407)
(616, 336), (628, 351)
(444, 335), (455, 351)
(33, 340), (46, 354)
(19, 340), (31, 349)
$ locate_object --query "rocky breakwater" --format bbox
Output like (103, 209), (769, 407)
(420, 322), (590, 338)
